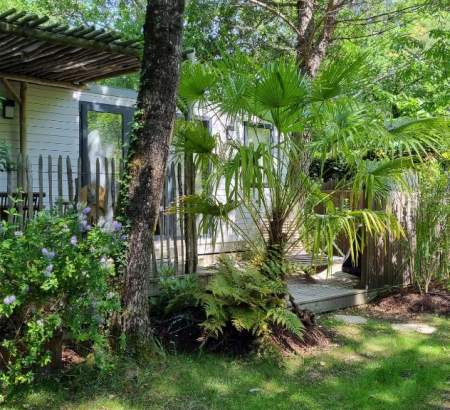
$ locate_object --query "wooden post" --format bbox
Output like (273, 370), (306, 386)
(95, 158), (100, 223)
(48, 155), (53, 208)
(6, 164), (12, 223)
(184, 110), (198, 273)
(38, 155), (44, 210)
(66, 156), (74, 205)
(16, 154), (23, 226)
(170, 162), (179, 273)
(57, 155), (63, 214)
(19, 82), (27, 158)
(76, 157), (82, 205)
(177, 162), (185, 273)
(111, 158), (116, 212)
(26, 156), (33, 219)
(104, 157), (109, 212)
(164, 173), (171, 265)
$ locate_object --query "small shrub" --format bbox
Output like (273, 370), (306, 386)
(150, 267), (200, 317)
(198, 257), (303, 343)
(411, 164), (450, 293)
(0, 209), (123, 392)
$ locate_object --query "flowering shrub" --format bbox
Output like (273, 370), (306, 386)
(0, 209), (124, 392)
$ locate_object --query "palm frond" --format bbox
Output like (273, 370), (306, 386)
(351, 158), (416, 207)
(311, 52), (367, 101)
(173, 119), (216, 155)
(178, 61), (217, 106)
(384, 117), (449, 159)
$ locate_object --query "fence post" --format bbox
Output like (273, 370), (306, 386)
(170, 162), (179, 273)
(26, 156), (33, 219)
(104, 157), (109, 213)
(66, 156), (74, 207)
(16, 154), (24, 225)
(177, 162), (185, 273)
(6, 164), (13, 223)
(38, 155), (44, 211)
(47, 155), (53, 208)
(111, 158), (116, 213)
(57, 155), (63, 214)
(76, 157), (82, 206)
(95, 158), (100, 223)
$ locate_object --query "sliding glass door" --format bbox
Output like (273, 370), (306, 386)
(79, 102), (133, 219)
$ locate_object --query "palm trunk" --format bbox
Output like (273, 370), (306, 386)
(122, 0), (185, 352)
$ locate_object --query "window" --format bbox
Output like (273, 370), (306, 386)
(243, 122), (274, 146)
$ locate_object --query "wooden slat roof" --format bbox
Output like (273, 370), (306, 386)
(0, 8), (142, 87)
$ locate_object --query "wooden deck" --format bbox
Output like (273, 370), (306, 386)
(288, 258), (377, 313)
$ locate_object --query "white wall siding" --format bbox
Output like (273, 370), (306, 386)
(1, 81), (247, 257)
(0, 82), (137, 205)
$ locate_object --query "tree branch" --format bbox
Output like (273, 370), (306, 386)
(245, 0), (301, 36)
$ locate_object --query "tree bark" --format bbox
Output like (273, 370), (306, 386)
(122, 0), (185, 352)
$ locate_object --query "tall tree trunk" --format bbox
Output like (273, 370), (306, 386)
(293, 0), (341, 175)
(122, 0), (185, 352)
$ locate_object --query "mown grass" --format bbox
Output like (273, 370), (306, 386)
(4, 313), (449, 410)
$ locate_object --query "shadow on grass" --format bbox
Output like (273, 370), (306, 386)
(5, 316), (449, 410)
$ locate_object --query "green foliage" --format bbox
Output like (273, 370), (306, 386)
(175, 53), (448, 273)
(0, 210), (123, 392)
(410, 163), (450, 293)
(173, 120), (217, 157)
(0, 139), (11, 172)
(178, 62), (217, 107)
(198, 257), (303, 341)
(150, 268), (200, 317)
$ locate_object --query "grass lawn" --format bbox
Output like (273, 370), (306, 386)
(4, 312), (449, 410)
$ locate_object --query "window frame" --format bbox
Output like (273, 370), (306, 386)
(79, 101), (134, 185)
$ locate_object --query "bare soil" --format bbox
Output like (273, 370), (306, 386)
(368, 284), (449, 319)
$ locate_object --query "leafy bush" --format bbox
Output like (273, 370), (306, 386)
(411, 164), (450, 293)
(0, 209), (123, 392)
(0, 139), (12, 172)
(150, 266), (200, 317)
(198, 257), (303, 342)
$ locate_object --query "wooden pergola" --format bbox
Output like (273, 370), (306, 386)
(0, 8), (142, 154)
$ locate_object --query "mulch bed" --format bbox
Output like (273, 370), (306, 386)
(368, 284), (449, 319)
(268, 323), (334, 356)
(152, 306), (333, 357)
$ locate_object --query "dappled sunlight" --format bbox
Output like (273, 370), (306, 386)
(326, 349), (367, 364)
(333, 323), (364, 342)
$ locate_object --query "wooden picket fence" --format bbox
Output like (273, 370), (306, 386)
(0, 153), (121, 224)
(0, 152), (199, 275)
(0, 156), (425, 287)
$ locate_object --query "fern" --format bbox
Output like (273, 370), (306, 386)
(198, 257), (304, 341)
(267, 308), (304, 336)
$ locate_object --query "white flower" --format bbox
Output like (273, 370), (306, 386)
(3, 295), (16, 305)
(44, 264), (54, 278)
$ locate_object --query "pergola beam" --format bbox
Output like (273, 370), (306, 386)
(19, 81), (27, 156)
(0, 21), (141, 58)
(0, 77), (21, 104)
(0, 72), (84, 90)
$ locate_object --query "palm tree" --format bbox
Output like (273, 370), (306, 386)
(174, 54), (449, 280)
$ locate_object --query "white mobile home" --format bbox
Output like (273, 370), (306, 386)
(0, 9), (259, 265)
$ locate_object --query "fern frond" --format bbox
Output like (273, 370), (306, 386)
(267, 308), (304, 337)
